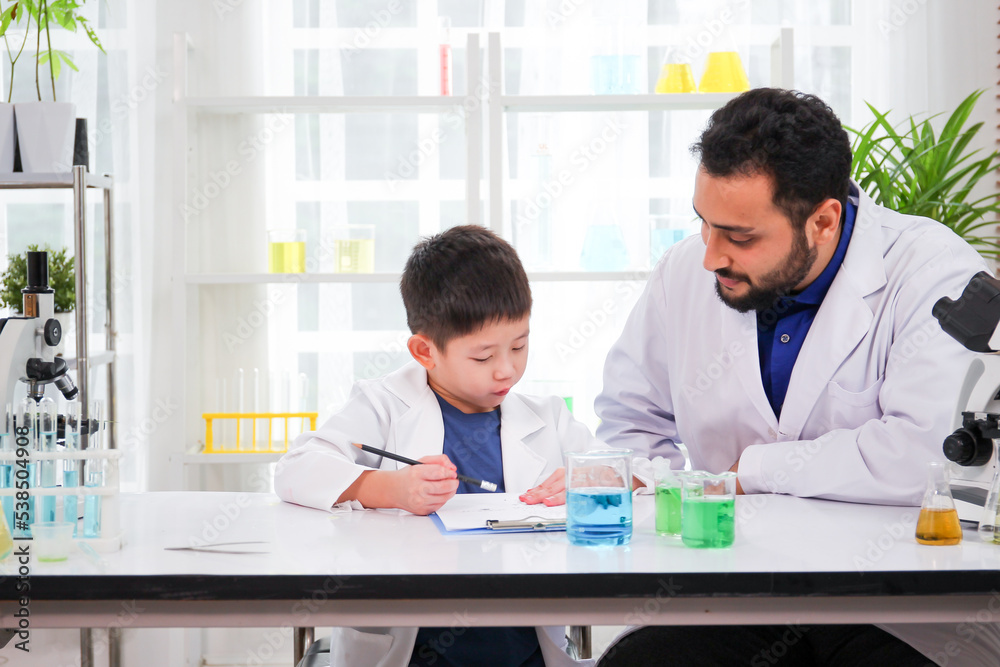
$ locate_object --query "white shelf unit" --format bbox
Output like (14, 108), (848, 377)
(0, 168), (121, 554)
(169, 28), (793, 486)
(0, 169), (118, 439)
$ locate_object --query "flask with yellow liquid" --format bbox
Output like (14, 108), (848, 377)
(915, 461), (963, 546)
(698, 51), (750, 93)
(655, 49), (696, 94)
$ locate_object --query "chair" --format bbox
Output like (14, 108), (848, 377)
(294, 634), (330, 667)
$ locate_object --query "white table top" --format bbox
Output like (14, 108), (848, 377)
(4, 491), (1000, 628)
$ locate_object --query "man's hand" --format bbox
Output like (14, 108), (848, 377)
(520, 468), (566, 506)
(729, 460), (744, 495)
(347, 454), (460, 515)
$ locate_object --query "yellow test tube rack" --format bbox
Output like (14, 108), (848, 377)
(202, 412), (318, 454)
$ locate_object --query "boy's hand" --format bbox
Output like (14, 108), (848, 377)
(388, 454), (460, 515)
(519, 468), (565, 506)
(349, 455), (460, 515)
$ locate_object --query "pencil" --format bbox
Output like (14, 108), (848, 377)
(351, 442), (499, 493)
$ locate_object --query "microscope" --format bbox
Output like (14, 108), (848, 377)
(932, 270), (1000, 522)
(0, 251), (79, 412)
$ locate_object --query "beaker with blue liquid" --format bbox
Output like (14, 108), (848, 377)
(566, 449), (633, 547)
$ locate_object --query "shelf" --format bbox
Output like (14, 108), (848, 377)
(183, 452), (285, 464)
(501, 93), (740, 113)
(0, 172), (112, 189)
(186, 271), (651, 284)
(64, 351), (116, 369)
(182, 95), (467, 115)
(186, 272), (402, 284)
(179, 93), (740, 116)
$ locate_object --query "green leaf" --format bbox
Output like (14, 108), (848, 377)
(846, 89), (1000, 258)
(54, 48), (76, 71)
(0, 7), (14, 37)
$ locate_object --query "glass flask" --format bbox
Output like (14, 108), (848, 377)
(697, 30), (750, 93)
(977, 441), (1000, 544)
(915, 461), (963, 546)
(654, 49), (696, 94)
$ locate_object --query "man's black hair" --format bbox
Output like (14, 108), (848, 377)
(691, 88), (852, 227)
(400, 225), (532, 350)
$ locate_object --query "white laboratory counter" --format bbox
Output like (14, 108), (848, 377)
(2, 491), (999, 629)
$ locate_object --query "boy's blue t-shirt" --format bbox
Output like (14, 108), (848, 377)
(436, 392), (506, 494)
(409, 394), (544, 667)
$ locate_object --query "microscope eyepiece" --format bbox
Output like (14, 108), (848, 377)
(24, 251), (52, 293)
(933, 271), (1000, 353)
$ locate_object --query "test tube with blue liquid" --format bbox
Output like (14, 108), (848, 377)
(36, 396), (58, 524)
(0, 406), (13, 534)
(14, 399), (37, 538)
(83, 400), (103, 538)
(63, 401), (81, 535)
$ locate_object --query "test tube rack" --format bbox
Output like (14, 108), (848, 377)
(0, 448), (123, 553)
(201, 411), (318, 454)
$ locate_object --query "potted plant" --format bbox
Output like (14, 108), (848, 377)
(847, 89), (1000, 260)
(0, 244), (75, 314)
(0, 1), (22, 172)
(13, 0), (104, 173)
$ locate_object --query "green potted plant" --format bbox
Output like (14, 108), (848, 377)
(0, 244), (75, 313)
(0, 1), (23, 172)
(13, 0), (104, 173)
(847, 89), (1000, 260)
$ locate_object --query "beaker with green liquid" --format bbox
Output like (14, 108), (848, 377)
(681, 471), (736, 548)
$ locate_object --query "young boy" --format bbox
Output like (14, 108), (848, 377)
(275, 225), (599, 667)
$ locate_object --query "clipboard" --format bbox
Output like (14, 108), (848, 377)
(485, 517), (566, 532)
(431, 493), (567, 535)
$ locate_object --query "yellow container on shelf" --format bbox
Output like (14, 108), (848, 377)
(655, 63), (696, 94)
(698, 51), (750, 93)
(267, 229), (307, 273)
(0, 510), (11, 562)
(202, 412), (319, 454)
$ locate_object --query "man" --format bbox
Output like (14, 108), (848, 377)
(595, 88), (994, 665)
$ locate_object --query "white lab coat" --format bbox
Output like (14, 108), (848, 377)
(595, 186), (997, 666)
(275, 361), (599, 667)
(597, 185), (987, 505)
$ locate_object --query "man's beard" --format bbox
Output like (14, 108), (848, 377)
(713, 229), (817, 314)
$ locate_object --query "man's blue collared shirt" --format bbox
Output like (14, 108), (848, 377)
(757, 199), (857, 418)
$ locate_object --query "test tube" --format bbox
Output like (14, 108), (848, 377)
(63, 401), (81, 536)
(15, 398), (37, 538)
(83, 400), (104, 539)
(0, 406), (13, 536)
(36, 396), (58, 524)
(271, 371), (289, 451)
(293, 372), (309, 441)
(253, 368), (268, 452)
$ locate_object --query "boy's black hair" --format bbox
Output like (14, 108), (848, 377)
(691, 88), (852, 228)
(400, 225), (532, 350)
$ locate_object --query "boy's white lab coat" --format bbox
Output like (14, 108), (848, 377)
(275, 361), (600, 667)
(596, 185), (998, 665)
